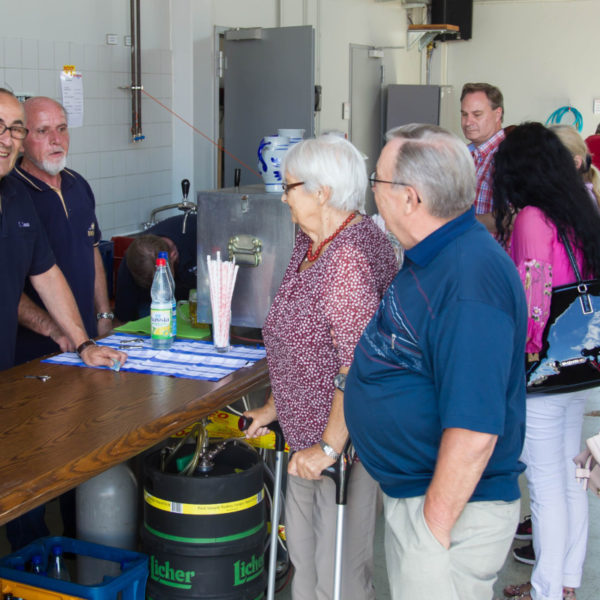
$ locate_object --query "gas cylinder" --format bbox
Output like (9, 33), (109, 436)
(76, 463), (138, 584)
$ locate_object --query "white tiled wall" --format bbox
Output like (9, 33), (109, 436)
(1, 36), (173, 238)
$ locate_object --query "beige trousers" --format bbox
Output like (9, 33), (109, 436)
(383, 493), (520, 600)
(285, 461), (378, 600)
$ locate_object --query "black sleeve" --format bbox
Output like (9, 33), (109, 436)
(114, 259), (147, 322)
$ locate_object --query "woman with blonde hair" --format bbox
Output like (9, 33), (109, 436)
(551, 124), (600, 208)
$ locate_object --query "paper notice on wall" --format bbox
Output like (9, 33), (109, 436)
(60, 66), (84, 128)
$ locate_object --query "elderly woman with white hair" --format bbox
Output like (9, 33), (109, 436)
(245, 135), (398, 600)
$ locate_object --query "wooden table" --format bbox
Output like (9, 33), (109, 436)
(0, 357), (269, 526)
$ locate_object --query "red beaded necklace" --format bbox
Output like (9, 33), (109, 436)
(305, 212), (357, 262)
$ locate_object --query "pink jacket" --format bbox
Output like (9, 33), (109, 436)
(510, 206), (586, 353)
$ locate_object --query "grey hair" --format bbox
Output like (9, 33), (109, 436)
(385, 123), (476, 219)
(281, 135), (367, 212)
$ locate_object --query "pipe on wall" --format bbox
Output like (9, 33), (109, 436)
(130, 0), (144, 142)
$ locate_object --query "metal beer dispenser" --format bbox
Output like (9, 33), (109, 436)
(196, 184), (296, 329)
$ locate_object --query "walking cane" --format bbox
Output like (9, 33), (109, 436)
(321, 438), (355, 600)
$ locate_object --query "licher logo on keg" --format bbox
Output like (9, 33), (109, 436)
(233, 553), (264, 586)
(150, 555), (196, 589)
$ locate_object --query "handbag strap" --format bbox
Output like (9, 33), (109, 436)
(559, 230), (584, 284)
(559, 230), (593, 314)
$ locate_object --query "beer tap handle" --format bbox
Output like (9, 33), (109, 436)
(181, 178), (190, 201)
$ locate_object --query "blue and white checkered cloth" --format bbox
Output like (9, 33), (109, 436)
(42, 333), (266, 381)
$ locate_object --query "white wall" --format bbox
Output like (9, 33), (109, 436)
(9, 0), (600, 238)
(0, 0), (422, 237)
(431, 0), (600, 139)
(1, 0), (173, 238)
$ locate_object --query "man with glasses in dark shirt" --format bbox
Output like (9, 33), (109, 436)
(0, 89), (126, 550)
(345, 124), (527, 600)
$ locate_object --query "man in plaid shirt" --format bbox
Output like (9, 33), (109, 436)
(460, 83), (505, 233)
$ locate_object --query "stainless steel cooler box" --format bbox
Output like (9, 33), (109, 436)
(196, 185), (296, 328)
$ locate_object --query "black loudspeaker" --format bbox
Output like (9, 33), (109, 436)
(431, 0), (473, 41)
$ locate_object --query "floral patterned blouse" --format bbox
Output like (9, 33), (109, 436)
(510, 206), (587, 354)
(262, 217), (398, 451)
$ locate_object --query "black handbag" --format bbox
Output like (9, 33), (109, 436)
(526, 232), (600, 394)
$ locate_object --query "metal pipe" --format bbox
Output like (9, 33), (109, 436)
(266, 449), (284, 600)
(130, 0), (143, 142)
(332, 505), (345, 600)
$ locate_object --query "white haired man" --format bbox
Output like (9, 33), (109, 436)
(344, 124), (527, 600)
(10, 96), (113, 364)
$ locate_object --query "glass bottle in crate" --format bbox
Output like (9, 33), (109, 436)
(47, 544), (70, 581)
(29, 553), (45, 575)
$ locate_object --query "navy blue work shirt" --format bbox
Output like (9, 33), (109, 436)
(0, 176), (55, 370)
(9, 161), (101, 364)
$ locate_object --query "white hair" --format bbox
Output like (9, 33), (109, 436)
(386, 123), (476, 219)
(281, 135), (367, 212)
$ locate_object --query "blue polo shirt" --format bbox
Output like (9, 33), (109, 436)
(345, 207), (527, 502)
(0, 176), (55, 370)
(9, 161), (101, 363)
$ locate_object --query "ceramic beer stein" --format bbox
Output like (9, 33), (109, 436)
(257, 134), (290, 193)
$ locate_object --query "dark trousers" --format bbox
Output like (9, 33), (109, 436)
(6, 490), (76, 551)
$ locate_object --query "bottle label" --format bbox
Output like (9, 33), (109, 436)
(171, 300), (177, 337)
(151, 305), (172, 339)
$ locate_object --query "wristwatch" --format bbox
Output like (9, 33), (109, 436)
(97, 312), (114, 320)
(76, 338), (97, 358)
(333, 373), (346, 392)
(319, 439), (340, 461)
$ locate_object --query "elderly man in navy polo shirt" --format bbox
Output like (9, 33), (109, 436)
(10, 96), (113, 364)
(344, 124), (527, 600)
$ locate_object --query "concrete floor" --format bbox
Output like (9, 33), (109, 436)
(2, 393), (599, 599)
(276, 390), (600, 600)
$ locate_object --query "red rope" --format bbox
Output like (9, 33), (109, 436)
(141, 88), (262, 178)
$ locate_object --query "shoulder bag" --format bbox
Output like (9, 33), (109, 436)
(526, 232), (600, 393)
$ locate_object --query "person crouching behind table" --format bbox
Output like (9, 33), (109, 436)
(244, 135), (398, 600)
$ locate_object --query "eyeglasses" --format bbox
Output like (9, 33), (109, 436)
(0, 122), (28, 140)
(282, 181), (304, 193)
(369, 172), (422, 203)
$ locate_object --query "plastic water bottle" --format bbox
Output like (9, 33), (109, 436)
(151, 257), (174, 349)
(158, 251), (177, 338)
(47, 544), (71, 581)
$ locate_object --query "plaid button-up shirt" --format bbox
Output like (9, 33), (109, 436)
(470, 128), (505, 214)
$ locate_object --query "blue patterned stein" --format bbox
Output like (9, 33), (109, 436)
(257, 135), (289, 193)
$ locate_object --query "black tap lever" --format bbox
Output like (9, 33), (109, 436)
(181, 178), (190, 201)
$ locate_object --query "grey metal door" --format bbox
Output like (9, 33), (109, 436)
(223, 26), (315, 188)
(349, 45), (384, 215)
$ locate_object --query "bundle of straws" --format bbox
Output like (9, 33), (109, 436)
(207, 252), (239, 349)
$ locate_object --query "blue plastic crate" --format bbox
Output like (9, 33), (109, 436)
(0, 536), (148, 600)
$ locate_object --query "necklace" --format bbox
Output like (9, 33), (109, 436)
(305, 212), (356, 262)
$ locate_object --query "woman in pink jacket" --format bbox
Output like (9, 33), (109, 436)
(494, 123), (600, 600)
